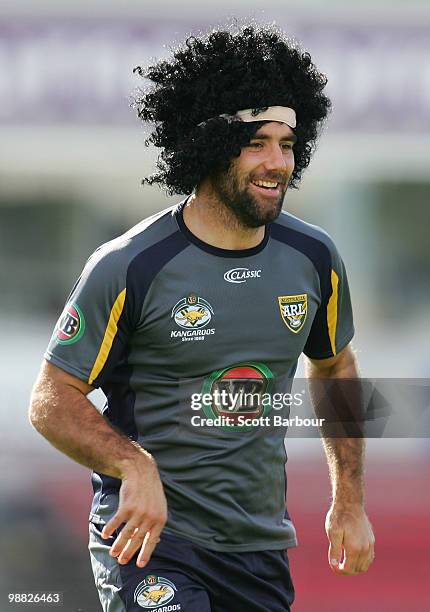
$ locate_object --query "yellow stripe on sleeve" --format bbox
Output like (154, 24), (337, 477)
(327, 269), (339, 356)
(89, 288), (127, 385)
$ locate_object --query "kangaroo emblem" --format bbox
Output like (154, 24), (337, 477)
(177, 307), (207, 325)
(143, 586), (170, 603)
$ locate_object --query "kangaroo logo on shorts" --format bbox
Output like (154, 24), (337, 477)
(134, 575), (180, 609)
(56, 303), (85, 345)
(278, 294), (307, 333)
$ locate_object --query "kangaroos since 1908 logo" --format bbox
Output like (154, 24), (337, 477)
(134, 575), (180, 610)
(56, 303), (85, 345)
(170, 294), (216, 343)
(172, 293), (213, 329)
(278, 294), (307, 333)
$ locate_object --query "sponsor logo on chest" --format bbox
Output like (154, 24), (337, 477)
(223, 267), (262, 283)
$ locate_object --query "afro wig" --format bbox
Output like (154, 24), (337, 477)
(132, 23), (331, 195)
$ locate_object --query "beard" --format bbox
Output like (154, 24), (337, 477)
(210, 163), (288, 229)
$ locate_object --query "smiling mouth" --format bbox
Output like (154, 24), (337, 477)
(250, 179), (285, 195)
(252, 179), (279, 189)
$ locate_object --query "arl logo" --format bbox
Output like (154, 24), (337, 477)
(278, 294), (308, 333)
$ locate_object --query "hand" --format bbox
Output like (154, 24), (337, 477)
(325, 502), (375, 575)
(101, 454), (168, 568)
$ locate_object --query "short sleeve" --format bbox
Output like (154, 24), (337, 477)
(303, 242), (354, 360)
(44, 246), (134, 388)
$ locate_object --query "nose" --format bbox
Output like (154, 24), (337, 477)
(263, 144), (288, 171)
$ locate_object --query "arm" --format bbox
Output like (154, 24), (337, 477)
(306, 344), (375, 575)
(29, 360), (167, 567)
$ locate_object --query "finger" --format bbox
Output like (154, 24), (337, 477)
(137, 526), (163, 568)
(110, 524), (140, 558)
(357, 545), (375, 573)
(327, 530), (343, 571)
(339, 543), (361, 575)
(117, 528), (147, 565)
(101, 513), (125, 539)
(368, 537), (375, 563)
(117, 521), (163, 566)
(355, 533), (375, 574)
(353, 549), (369, 574)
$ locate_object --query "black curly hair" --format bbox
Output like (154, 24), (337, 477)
(132, 23), (331, 195)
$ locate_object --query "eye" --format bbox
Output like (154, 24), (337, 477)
(247, 142), (263, 149)
(281, 143), (294, 150)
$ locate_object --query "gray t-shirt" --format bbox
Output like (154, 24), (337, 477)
(45, 200), (354, 552)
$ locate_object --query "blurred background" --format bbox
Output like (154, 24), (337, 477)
(1, 0), (429, 610)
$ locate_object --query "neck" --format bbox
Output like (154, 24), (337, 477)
(182, 182), (265, 250)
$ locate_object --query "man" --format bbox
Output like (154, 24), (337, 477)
(29, 24), (374, 611)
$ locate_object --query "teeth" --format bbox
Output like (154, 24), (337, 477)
(253, 180), (278, 188)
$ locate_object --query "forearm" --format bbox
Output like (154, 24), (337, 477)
(307, 349), (365, 505)
(29, 372), (151, 480)
(319, 435), (365, 505)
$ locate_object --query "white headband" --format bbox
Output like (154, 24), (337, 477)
(234, 106), (296, 128)
(198, 105), (296, 129)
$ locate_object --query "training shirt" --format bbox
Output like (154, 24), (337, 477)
(45, 199), (354, 552)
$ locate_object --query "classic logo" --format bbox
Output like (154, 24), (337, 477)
(224, 267), (262, 283)
(172, 294), (213, 329)
(134, 575), (180, 610)
(201, 362), (274, 428)
(278, 294), (308, 333)
(56, 303), (85, 345)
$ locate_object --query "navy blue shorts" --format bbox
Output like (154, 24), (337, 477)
(89, 523), (295, 611)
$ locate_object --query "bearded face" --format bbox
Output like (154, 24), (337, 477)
(209, 122), (295, 228)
